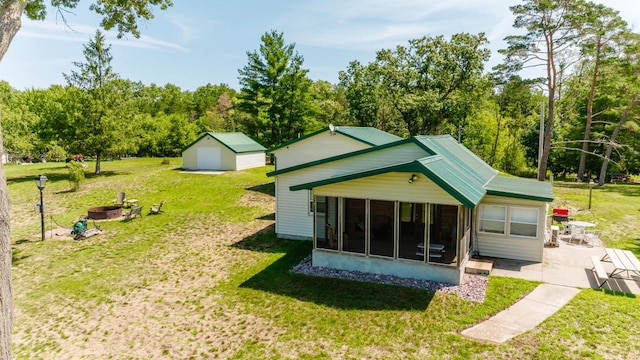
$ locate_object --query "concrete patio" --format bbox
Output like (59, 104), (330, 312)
(487, 237), (640, 295)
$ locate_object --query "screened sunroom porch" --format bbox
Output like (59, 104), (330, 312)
(312, 195), (472, 284)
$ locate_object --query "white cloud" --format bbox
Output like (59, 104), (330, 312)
(281, 0), (510, 51)
(303, 22), (433, 49)
(168, 15), (196, 41)
(19, 18), (187, 52)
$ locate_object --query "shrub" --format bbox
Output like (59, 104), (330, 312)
(161, 158), (171, 165)
(67, 161), (86, 191)
(46, 144), (67, 162)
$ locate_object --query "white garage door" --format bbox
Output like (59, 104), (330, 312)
(197, 147), (221, 169)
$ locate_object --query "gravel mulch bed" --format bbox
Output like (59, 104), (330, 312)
(290, 255), (487, 302)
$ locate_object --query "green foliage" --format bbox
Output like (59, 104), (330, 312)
(238, 30), (314, 148)
(66, 160), (85, 191)
(63, 30), (126, 174)
(340, 33), (491, 137)
(45, 142), (67, 162)
(22, 1), (174, 39)
(1, 2), (638, 178)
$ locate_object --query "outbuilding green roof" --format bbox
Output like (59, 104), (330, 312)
(286, 134), (553, 207)
(182, 132), (265, 154)
(266, 125), (401, 153)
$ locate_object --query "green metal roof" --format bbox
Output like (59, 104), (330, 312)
(416, 156), (486, 208)
(266, 125), (401, 153)
(285, 134), (553, 207)
(413, 135), (497, 185)
(182, 132), (265, 154)
(485, 176), (554, 202)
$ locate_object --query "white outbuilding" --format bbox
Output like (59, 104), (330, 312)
(182, 132), (266, 171)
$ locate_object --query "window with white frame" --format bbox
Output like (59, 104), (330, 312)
(478, 205), (506, 235)
(309, 191), (326, 215)
(509, 207), (539, 238)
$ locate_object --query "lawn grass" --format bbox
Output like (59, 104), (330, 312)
(550, 179), (640, 252)
(6, 159), (640, 359)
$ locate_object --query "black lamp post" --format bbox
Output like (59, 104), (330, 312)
(34, 174), (47, 241)
(588, 180), (595, 210)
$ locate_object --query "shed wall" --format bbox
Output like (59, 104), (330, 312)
(183, 135), (266, 171)
(182, 142), (198, 170)
(236, 152), (266, 170)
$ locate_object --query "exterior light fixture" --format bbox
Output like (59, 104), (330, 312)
(408, 174), (418, 184)
(34, 174), (48, 241)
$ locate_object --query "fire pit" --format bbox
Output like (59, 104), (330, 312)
(87, 206), (122, 220)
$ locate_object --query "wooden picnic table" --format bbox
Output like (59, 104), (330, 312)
(601, 248), (640, 279)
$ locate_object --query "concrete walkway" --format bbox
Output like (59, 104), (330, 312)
(462, 238), (640, 343)
(461, 283), (580, 343)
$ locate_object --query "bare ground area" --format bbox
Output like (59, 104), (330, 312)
(12, 192), (281, 358)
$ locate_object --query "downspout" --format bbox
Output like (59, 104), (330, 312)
(471, 208), (480, 258)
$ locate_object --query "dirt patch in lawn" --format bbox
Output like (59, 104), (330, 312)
(13, 185), (280, 358)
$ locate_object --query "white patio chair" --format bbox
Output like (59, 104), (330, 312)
(569, 226), (585, 244)
(583, 229), (601, 246)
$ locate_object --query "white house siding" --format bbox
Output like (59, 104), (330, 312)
(274, 143), (431, 239)
(475, 195), (546, 261)
(275, 174), (315, 239)
(314, 172), (460, 205)
(272, 131), (371, 169)
(235, 152), (266, 170)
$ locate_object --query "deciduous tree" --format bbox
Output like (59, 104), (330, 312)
(0, 1), (172, 357)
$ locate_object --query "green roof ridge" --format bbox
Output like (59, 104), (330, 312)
(181, 132), (265, 154)
(266, 126), (401, 153)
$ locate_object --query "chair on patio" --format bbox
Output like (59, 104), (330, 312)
(326, 223), (337, 248)
(583, 229), (601, 246)
(569, 225), (585, 244)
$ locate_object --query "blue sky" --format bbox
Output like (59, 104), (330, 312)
(0, 0), (638, 91)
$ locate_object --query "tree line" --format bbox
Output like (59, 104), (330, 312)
(1, 1), (639, 181)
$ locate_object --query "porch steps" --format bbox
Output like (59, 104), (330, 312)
(466, 259), (493, 275)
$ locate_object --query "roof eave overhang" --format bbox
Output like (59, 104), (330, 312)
(290, 159), (483, 209)
(267, 137), (428, 177)
(485, 190), (554, 203)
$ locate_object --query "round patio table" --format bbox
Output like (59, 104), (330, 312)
(567, 221), (596, 228)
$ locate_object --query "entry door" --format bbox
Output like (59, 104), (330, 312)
(197, 147), (221, 169)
